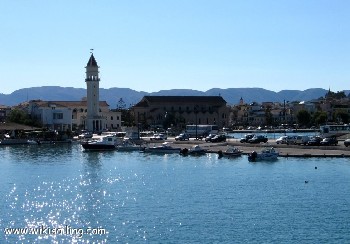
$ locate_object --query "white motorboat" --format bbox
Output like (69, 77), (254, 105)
(218, 146), (242, 158)
(180, 145), (207, 156)
(248, 147), (279, 162)
(81, 135), (118, 151)
(116, 140), (145, 152)
(144, 142), (181, 154)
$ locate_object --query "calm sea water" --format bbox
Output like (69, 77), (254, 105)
(1, 143), (350, 243)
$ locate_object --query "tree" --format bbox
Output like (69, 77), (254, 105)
(264, 106), (274, 126)
(313, 111), (328, 126)
(325, 91), (346, 99)
(117, 98), (126, 110)
(7, 109), (42, 127)
(296, 110), (311, 127)
(121, 109), (135, 127)
(333, 109), (349, 124)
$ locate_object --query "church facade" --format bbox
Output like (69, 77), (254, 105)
(28, 53), (121, 132)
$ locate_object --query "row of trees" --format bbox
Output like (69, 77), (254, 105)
(6, 109), (42, 127)
(296, 109), (349, 127)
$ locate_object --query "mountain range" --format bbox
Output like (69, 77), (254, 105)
(1, 86), (349, 108)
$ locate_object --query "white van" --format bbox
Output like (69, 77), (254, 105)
(295, 135), (310, 145)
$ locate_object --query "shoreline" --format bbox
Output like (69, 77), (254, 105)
(159, 137), (350, 158)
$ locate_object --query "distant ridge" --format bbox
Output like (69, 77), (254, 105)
(1, 86), (349, 108)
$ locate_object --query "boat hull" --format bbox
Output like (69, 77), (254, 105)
(81, 143), (116, 151)
(144, 148), (181, 154)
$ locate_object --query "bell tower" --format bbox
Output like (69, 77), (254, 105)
(85, 50), (104, 132)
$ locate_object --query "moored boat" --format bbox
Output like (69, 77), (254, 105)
(143, 142), (181, 154)
(218, 146), (242, 158)
(116, 140), (145, 152)
(248, 147), (279, 162)
(81, 135), (118, 151)
(180, 145), (207, 156)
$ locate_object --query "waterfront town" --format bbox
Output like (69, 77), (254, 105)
(0, 53), (349, 142)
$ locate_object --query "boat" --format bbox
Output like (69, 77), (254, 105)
(116, 140), (145, 152)
(27, 139), (41, 145)
(143, 142), (181, 154)
(218, 146), (242, 158)
(81, 135), (118, 151)
(180, 145), (207, 156)
(248, 147), (279, 162)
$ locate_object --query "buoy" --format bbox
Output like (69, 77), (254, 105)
(305, 180), (309, 183)
(315, 166), (317, 169)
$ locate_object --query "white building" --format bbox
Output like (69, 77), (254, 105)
(28, 53), (121, 132)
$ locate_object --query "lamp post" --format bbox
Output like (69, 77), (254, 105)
(164, 112), (168, 136)
(194, 105), (199, 140)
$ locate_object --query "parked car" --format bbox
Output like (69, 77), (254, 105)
(295, 135), (310, 145)
(276, 136), (288, 144)
(307, 136), (323, 146)
(210, 134), (227, 143)
(150, 133), (167, 141)
(175, 133), (190, 141)
(240, 134), (255, 143)
(248, 135), (268, 144)
(320, 137), (338, 146)
(286, 135), (297, 145)
(344, 139), (350, 147)
(205, 134), (217, 142)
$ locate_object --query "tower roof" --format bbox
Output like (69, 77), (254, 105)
(87, 54), (98, 67)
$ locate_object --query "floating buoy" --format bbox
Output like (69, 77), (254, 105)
(315, 166), (317, 169)
(305, 180), (309, 183)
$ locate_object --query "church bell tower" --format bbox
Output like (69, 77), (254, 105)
(85, 51), (104, 132)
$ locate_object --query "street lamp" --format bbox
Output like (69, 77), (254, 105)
(164, 112), (168, 135)
(194, 105), (199, 140)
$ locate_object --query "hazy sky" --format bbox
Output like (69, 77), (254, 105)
(1, 0), (349, 94)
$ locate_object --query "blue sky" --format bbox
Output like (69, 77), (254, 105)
(1, 0), (349, 94)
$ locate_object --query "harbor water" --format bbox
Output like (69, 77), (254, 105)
(1, 143), (350, 243)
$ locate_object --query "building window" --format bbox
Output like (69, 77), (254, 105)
(117, 116), (120, 120)
(53, 113), (63, 120)
(111, 116), (113, 120)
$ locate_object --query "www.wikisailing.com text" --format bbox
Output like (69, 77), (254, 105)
(4, 225), (107, 238)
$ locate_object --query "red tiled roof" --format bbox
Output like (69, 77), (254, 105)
(31, 101), (109, 108)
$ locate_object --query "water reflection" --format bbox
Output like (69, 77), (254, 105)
(1, 143), (350, 242)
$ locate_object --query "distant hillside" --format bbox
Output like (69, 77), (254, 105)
(1, 86), (349, 108)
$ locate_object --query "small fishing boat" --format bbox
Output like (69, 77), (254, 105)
(143, 142), (181, 154)
(180, 145), (207, 156)
(218, 146), (242, 158)
(81, 135), (118, 151)
(248, 147), (279, 162)
(116, 140), (145, 152)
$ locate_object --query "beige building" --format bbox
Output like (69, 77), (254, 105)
(132, 96), (230, 130)
(28, 100), (121, 131)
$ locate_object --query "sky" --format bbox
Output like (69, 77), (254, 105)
(1, 0), (349, 94)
